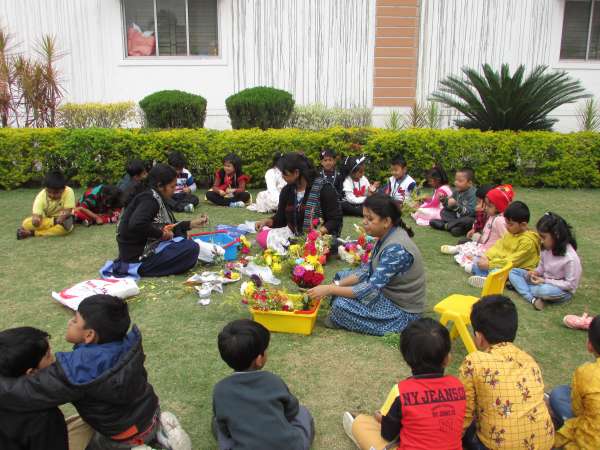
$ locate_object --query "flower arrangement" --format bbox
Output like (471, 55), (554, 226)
(338, 224), (376, 265)
(240, 276), (315, 312)
(289, 222), (330, 288)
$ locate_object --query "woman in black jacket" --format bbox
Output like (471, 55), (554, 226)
(106, 164), (207, 278)
(255, 152), (343, 239)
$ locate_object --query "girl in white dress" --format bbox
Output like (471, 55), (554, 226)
(247, 153), (286, 213)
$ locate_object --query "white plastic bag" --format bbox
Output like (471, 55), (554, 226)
(238, 262), (281, 285)
(52, 278), (140, 311)
(266, 226), (295, 255)
(195, 240), (226, 263)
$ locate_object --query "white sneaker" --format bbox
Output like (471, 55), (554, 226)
(183, 203), (194, 213)
(157, 411), (192, 450)
(464, 262), (473, 274)
(229, 201), (245, 208)
(440, 245), (458, 255)
(468, 276), (487, 289)
(342, 411), (359, 448)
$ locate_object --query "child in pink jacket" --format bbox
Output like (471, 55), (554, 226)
(442, 185), (514, 273)
(412, 166), (452, 226)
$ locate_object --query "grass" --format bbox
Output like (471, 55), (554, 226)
(1, 187), (598, 449)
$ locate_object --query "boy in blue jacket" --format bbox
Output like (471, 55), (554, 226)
(0, 295), (187, 450)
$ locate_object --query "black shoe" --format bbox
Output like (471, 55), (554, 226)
(430, 220), (446, 231)
(456, 237), (470, 245)
(449, 227), (465, 237)
(60, 215), (74, 231)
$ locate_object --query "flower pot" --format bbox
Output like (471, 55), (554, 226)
(251, 299), (321, 336)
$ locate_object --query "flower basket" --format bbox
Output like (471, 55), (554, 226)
(251, 296), (321, 336)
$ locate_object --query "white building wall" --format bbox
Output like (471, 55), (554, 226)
(417, 0), (600, 132)
(0, 0), (375, 129)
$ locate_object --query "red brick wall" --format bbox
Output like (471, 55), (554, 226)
(373, 0), (419, 107)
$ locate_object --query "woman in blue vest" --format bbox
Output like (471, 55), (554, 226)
(307, 194), (426, 335)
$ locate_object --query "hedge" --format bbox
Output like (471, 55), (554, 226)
(1, 128), (599, 189)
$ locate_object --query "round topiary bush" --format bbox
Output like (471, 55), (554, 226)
(226, 86), (294, 130)
(139, 90), (207, 128)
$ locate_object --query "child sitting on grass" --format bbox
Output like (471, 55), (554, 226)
(460, 295), (554, 450)
(467, 200), (540, 289)
(341, 156), (379, 217)
(212, 319), (314, 450)
(118, 159), (149, 207)
(319, 148), (344, 199)
(0, 295), (189, 450)
(17, 169), (75, 240)
(247, 152), (286, 213)
(549, 315), (600, 449)
(461, 184), (495, 244)
(381, 154), (416, 207)
(509, 212), (582, 311)
(343, 318), (466, 450)
(73, 184), (122, 226)
(206, 153), (251, 208)
(0, 327), (69, 450)
(412, 165), (452, 226)
(429, 167), (477, 237)
(442, 184), (512, 273)
(168, 151), (200, 212)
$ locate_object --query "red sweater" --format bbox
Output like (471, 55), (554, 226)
(396, 375), (466, 450)
(212, 170), (250, 193)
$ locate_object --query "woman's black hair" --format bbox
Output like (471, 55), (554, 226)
(536, 212), (577, 256)
(340, 156), (366, 179)
(277, 152), (318, 184)
(363, 194), (414, 238)
(101, 185), (123, 209)
(147, 163), (177, 190)
(221, 153), (243, 178)
(126, 159), (147, 177)
(426, 165), (449, 186)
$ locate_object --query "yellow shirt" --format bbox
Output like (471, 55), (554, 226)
(459, 342), (554, 450)
(555, 358), (600, 449)
(32, 187), (75, 218)
(485, 230), (540, 270)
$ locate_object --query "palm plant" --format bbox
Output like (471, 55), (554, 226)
(577, 98), (600, 132)
(430, 64), (590, 131)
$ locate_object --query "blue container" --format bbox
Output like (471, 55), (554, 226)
(191, 231), (240, 261)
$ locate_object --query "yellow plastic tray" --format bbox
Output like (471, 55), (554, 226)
(251, 296), (321, 336)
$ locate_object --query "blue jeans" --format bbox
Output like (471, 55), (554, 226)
(508, 268), (572, 304)
(550, 384), (574, 429)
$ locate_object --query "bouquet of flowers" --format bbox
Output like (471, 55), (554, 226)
(289, 223), (330, 288)
(240, 276), (315, 312)
(338, 224), (376, 266)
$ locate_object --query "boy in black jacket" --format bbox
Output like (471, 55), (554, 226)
(0, 295), (186, 450)
(0, 327), (68, 450)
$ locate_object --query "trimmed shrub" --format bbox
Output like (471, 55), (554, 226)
(1, 128), (599, 189)
(287, 104), (372, 130)
(226, 86), (294, 130)
(139, 90), (207, 128)
(58, 102), (140, 128)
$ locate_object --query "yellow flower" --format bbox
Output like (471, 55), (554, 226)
(241, 281), (255, 297)
(272, 262), (282, 273)
(240, 235), (251, 248)
(289, 244), (301, 256)
(306, 255), (319, 266)
(265, 255), (273, 266)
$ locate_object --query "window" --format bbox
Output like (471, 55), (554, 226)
(123, 0), (218, 57)
(560, 0), (600, 60)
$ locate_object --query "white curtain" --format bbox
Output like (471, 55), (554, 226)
(231, 0), (376, 107)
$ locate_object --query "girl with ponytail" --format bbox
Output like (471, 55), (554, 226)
(307, 194), (426, 336)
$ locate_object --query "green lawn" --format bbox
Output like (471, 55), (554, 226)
(0, 188), (598, 449)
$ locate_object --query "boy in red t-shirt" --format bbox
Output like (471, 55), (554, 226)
(343, 318), (466, 450)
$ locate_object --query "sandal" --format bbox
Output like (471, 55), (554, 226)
(16, 227), (32, 240)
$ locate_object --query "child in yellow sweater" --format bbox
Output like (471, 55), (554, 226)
(549, 315), (600, 450)
(468, 201), (540, 289)
(17, 170), (75, 240)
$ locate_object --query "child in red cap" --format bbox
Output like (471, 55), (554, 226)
(441, 185), (514, 273)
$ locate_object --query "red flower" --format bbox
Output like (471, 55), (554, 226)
(312, 218), (320, 227)
(241, 246), (250, 254)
